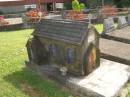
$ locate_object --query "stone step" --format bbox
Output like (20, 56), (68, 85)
(102, 27), (130, 44)
(100, 38), (130, 65)
(26, 59), (130, 97)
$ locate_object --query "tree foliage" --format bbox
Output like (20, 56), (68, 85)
(65, 0), (130, 9)
(114, 0), (130, 7)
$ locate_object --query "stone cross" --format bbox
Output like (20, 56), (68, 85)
(118, 16), (128, 29)
(103, 17), (115, 33)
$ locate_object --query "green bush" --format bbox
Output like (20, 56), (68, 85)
(72, 0), (85, 12)
(80, 3), (85, 11)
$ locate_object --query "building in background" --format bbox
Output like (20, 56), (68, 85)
(0, 0), (65, 14)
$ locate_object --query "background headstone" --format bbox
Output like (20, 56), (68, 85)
(128, 14), (130, 26)
(103, 17), (115, 33)
(118, 16), (128, 29)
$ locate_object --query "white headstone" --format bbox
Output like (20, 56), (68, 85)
(103, 17), (115, 33)
(118, 16), (128, 29)
(128, 14), (130, 26)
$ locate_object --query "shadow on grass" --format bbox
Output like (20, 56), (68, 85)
(0, 28), (29, 33)
(4, 68), (72, 97)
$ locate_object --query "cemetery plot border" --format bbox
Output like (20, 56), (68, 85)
(101, 16), (130, 44)
(26, 58), (130, 97)
(100, 38), (130, 65)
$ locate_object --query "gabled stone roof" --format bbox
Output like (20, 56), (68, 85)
(33, 19), (90, 45)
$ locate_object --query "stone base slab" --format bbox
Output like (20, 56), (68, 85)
(26, 59), (130, 97)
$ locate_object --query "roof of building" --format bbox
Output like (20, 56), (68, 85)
(0, 0), (65, 6)
(33, 19), (90, 45)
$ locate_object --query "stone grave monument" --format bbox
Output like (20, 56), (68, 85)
(102, 16), (130, 43)
(26, 19), (130, 97)
(26, 19), (100, 76)
(128, 14), (130, 26)
(100, 16), (130, 65)
(103, 17), (115, 34)
(117, 16), (128, 29)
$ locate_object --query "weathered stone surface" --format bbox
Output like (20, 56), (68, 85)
(128, 14), (130, 26)
(33, 19), (90, 45)
(103, 17), (115, 33)
(102, 26), (130, 43)
(27, 19), (100, 76)
(118, 16), (128, 29)
(5, 18), (23, 25)
(102, 16), (130, 43)
(0, 18), (23, 31)
(26, 59), (130, 97)
(76, 59), (130, 97)
(100, 38), (130, 65)
(44, 14), (62, 19)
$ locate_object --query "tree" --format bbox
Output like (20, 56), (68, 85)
(64, 0), (72, 10)
(114, 0), (123, 8)
(114, 0), (130, 8)
(72, 0), (86, 11)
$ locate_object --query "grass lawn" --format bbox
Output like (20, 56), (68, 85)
(0, 29), (73, 97)
(94, 24), (118, 34)
(0, 27), (129, 97)
(94, 24), (103, 34)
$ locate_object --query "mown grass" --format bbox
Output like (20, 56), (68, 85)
(94, 24), (103, 34)
(0, 26), (129, 97)
(94, 24), (118, 34)
(0, 29), (73, 97)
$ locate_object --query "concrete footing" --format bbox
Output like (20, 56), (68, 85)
(26, 59), (130, 97)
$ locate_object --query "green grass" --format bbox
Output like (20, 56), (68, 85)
(94, 24), (118, 34)
(0, 26), (130, 97)
(0, 29), (73, 97)
(94, 24), (103, 34)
